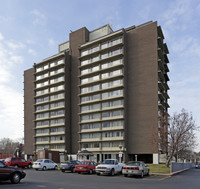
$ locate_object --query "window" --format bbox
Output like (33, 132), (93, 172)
(50, 76), (64, 84)
(36, 145), (49, 150)
(102, 100), (123, 109)
(36, 64), (48, 72)
(80, 56), (100, 66)
(50, 85), (64, 92)
(36, 121), (49, 127)
(50, 118), (64, 125)
(51, 136), (64, 141)
(50, 101), (64, 109)
(81, 103), (99, 112)
(36, 137), (49, 142)
(81, 123), (100, 130)
(50, 93), (64, 101)
(81, 133), (100, 139)
(81, 113), (100, 121)
(101, 89), (123, 99)
(50, 127), (64, 133)
(81, 45), (99, 56)
(36, 88), (48, 96)
(36, 104), (48, 111)
(36, 112), (49, 119)
(81, 143), (99, 148)
(50, 68), (64, 76)
(36, 81), (48, 88)
(101, 79), (122, 89)
(50, 59), (64, 68)
(102, 110), (123, 119)
(36, 73), (48, 80)
(101, 37), (122, 50)
(50, 110), (64, 117)
(101, 59), (122, 69)
(36, 129), (49, 134)
(81, 75), (99, 84)
(81, 84), (99, 94)
(101, 49), (122, 59)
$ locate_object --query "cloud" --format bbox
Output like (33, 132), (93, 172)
(28, 49), (37, 56)
(6, 41), (25, 51)
(0, 85), (24, 139)
(0, 34), (24, 140)
(0, 32), (4, 40)
(31, 9), (46, 25)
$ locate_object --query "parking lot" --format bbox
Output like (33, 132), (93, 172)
(0, 168), (200, 189)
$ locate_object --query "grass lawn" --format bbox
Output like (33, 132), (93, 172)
(147, 164), (170, 174)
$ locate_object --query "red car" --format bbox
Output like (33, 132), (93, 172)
(4, 157), (32, 168)
(75, 161), (96, 174)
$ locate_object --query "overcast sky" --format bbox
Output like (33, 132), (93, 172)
(0, 0), (200, 151)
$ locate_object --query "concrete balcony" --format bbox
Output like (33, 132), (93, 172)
(102, 136), (124, 141)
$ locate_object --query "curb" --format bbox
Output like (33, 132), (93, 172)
(170, 167), (192, 176)
(150, 173), (170, 176)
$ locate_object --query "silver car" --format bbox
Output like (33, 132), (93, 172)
(122, 161), (149, 178)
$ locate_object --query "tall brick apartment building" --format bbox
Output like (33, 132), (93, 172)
(24, 21), (170, 164)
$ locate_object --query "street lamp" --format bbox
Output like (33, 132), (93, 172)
(119, 145), (122, 163)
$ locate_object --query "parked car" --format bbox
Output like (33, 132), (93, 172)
(32, 159), (58, 171)
(195, 163), (200, 168)
(75, 161), (96, 174)
(0, 161), (26, 184)
(122, 161), (149, 178)
(60, 160), (80, 173)
(95, 159), (124, 176)
(4, 157), (32, 168)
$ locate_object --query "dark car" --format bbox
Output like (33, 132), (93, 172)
(60, 160), (80, 173)
(0, 161), (26, 184)
(4, 157), (32, 168)
(195, 164), (200, 168)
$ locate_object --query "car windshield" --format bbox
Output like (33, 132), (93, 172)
(36, 160), (43, 162)
(80, 162), (90, 165)
(126, 162), (140, 166)
(62, 161), (71, 164)
(102, 160), (115, 164)
(5, 157), (11, 162)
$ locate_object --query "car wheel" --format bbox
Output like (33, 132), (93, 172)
(124, 174), (127, 177)
(61, 169), (65, 173)
(141, 171), (144, 178)
(147, 170), (149, 176)
(78, 172), (81, 174)
(89, 169), (93, 174)
(14, 165), (18, 168)
(54, 165), (58, 170)
(97, 173), (100, 176)
(111, 169), (115, 176)
(42, 166), (47, 171)
(11, 173), (21, 184)
(28, 164), (32, 169)
(35, 169), (38, 171)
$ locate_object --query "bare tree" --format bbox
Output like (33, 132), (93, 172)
(0, 138), (20, 154)
(166, 109), (198, 167)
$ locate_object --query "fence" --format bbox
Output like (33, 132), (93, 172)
(170, 162), (195, 175)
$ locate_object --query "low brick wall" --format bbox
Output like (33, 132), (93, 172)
(170, 162), (194, 176)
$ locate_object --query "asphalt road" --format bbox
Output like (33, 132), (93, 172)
(0, 168), (200, 189)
